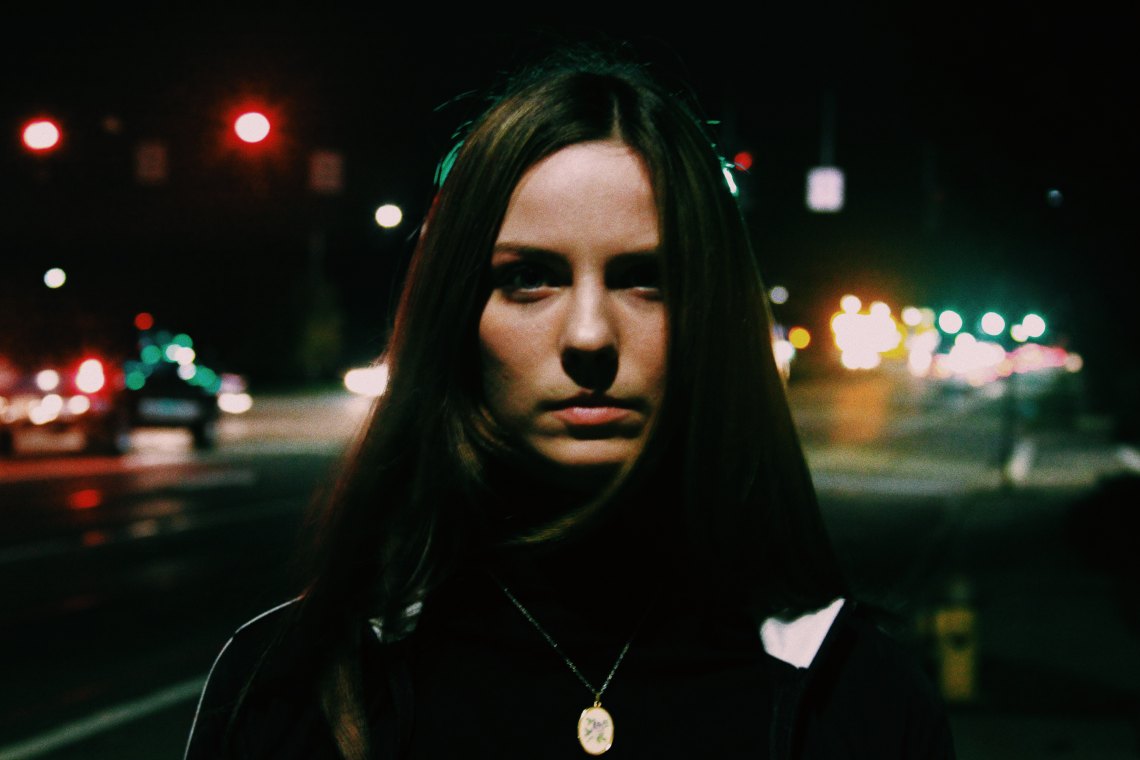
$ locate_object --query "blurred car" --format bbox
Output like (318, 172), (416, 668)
(1, 302), (242, 456)
(0, 352), (127, 455)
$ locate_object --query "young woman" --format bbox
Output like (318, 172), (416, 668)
(186, 53), (955, 759)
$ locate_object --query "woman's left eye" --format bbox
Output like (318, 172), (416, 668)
(609, 260), (662, 294)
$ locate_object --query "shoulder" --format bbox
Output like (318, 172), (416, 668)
(766, 599), (957, 759)
(184, 600), (298, 760)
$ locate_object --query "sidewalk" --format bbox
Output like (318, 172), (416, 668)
(939, 483), (1140, 759)
(805, 406), (1140, 758)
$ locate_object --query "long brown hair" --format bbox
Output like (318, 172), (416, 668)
(232, 49), (845, 759)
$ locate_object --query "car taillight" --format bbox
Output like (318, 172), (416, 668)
(75, 358), (106, 394)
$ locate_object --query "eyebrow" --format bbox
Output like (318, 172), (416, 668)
(491, 244), (660, 261)
(490, 245), (563, 263)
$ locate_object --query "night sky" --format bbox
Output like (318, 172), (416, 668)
(3, 8), (1136, 399)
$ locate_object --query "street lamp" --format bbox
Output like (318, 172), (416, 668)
(806, 90), (844, 213)
(43, 267), (66, 289)
(374, 204), (403, 229)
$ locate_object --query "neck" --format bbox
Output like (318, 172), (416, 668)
(487, 501), (686, 636)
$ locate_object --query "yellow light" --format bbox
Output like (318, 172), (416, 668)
(840, 294), (862, 314)
(788, 326), (811, 349)
(67, 395), (91, 414)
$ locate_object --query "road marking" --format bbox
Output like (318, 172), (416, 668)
(0, 676), (204, 760)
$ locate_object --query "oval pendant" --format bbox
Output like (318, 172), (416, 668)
(577, 704), (614, 755)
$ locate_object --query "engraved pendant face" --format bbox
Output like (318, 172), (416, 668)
(577, 705), (614, 755)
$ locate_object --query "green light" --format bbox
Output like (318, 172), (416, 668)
(937, 310), (963, 334)
(172, 333), (193, 348)
(980, 312), (1005, 337)
(126, 371), (147, 390)
(141, 345), (162, 364)
(1022, 313), (1046, 338)
(195, 367), (218, 389)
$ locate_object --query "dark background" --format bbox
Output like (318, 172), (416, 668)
(4, 8), (1136, 426)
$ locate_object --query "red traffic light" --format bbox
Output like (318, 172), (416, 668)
(22, 118), (61, 152)
(733, 151), (754, 172)
(234, 111), (271, 144)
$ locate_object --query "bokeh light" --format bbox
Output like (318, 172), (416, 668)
(44, 268), (66, 289)
(75, 359), (105, 393)
(980, 312), (1006, 337)
(35, 370), (60, 392)
(218, 392), (253, 414)
(22, 119), (61, 151)
(1022, 313), (1046, 338)
(345, 364), (389, 397)
(234, 112), (271, 144)
(938, 310), (963, 334)
(374, 204), (403, 229)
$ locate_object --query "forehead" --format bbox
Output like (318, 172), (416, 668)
(496, 141), (659, 252)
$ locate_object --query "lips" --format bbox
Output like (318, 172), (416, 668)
(546, 394), (638, 426)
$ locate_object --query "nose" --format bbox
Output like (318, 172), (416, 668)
(561, 285), (618, 391)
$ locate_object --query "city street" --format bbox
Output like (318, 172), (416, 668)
(6, 12), (1137, 758)
(1, 370), (1137, 759)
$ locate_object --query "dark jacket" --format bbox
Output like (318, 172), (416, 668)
(185, 598), (955, 759)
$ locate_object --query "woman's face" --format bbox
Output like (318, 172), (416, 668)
(478, 140), (667, 483)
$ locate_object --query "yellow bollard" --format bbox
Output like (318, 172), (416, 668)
(933, 604), (978, 703)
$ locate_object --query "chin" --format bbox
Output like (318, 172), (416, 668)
(530, 440), (641, 479)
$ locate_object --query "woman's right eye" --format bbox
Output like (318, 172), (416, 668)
(494, 263), (555, 295)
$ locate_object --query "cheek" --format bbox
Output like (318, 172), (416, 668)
(478, 304), (541, 417)
(632, 311), (668, 399)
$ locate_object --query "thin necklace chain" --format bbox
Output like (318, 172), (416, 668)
(496, 580), (637, 703)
